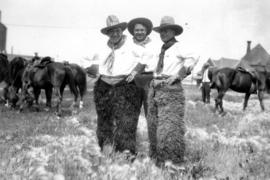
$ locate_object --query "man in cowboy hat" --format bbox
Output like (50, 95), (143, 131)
(147, 16), (202, 166)
(127, 17), (160, 116)
(89, 15), (144, 155)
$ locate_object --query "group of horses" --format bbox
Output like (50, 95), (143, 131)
(207, 66), (270, 114)
(2, 52), (270, 116)
(0, 53), (87, 116)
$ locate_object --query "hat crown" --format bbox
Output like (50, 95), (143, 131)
(160, 16), (176, 26)
(106, 15), (121, 27)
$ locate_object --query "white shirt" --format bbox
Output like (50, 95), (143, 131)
(97, 38), (139, 76)
(131, 38), (161, 72)
(202, 68), (210, 82)
(158, 41), (200, 76)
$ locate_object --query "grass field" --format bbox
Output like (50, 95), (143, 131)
(0, 79), (270, 180)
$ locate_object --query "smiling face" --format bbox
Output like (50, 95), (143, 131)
(133, 24), (147, 42)
(107, 27), (123, 44)
(159, 28), (176, 43)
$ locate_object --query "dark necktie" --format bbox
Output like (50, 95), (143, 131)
(156, 38), (177, 75)
(156, 48), (165, 75)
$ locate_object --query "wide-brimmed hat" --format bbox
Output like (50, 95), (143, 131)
(153, 16), (183, 36)
(101, 15), (127, 35)
(127, 17), (153, 36)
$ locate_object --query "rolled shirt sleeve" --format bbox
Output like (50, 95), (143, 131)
(159, 42), (201, 78)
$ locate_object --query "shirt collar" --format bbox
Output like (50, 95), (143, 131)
(133, 37), (151, 47)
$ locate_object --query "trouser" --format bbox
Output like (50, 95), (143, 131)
(142, 86), (149, 117)
(201, 82), (210, 103)
(93, 77), (143, 154)
(147, 78), (186, 165)
(134, 72), (154, 117)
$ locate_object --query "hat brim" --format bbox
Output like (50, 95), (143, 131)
(153, 24), (183, 36)
(101, 22), (127, 35)
(127, 17), (153, 36)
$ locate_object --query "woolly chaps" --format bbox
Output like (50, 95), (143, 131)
(94, 78), (143, 154)
(147, 80), (186, 165)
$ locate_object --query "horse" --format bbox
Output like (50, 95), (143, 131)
(0, 53), (9, 103)
(19, 57), (78, 115)
(5, 57), (28, 107)
(63, 62), (87, 109)
(0, 53), (9, 83)
(209, 67), (268, 114)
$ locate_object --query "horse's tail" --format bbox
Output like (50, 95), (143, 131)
(72, 64), (87, 98)
(78, 68), (87, 98)
(210, 77), (216, 89)
(0, 54), (9, 83)
(209, 67), (218, 88)
(265, 77), (270, 94)
(64, 66), (78, 100)
(210, 71), (223, 89)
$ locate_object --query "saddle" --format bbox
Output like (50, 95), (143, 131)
(234, 67), (258, 94)
(236, 60), (259, 80)
(34, 57), (53, 69)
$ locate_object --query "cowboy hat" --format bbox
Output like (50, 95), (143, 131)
(101, 15), (127, 35)
(153, 16), (183, 36)
(127, 17), (153, 36)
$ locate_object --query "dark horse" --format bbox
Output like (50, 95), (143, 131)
(63, 62), (87, 109)
(209, 67), (268, 114)
(20, 57), (78, 115)
(0, 53), (9, 103)
(6, 57), (28, 107)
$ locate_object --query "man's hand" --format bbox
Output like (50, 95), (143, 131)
(166, 75), (179, 85)
(126, 71), (138, 82)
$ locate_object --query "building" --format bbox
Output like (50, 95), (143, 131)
(213, 57), (239, 68)
(0, 11), (7, 53)
(237, 41), (270, 73)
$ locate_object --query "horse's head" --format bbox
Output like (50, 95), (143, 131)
(17, 64), (36, 111)
(18, 85), (35, 112)
(207, 66), (218, 82)
(6, 86), (20, 107)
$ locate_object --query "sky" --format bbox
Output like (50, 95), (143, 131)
(0, 0), (270, 67)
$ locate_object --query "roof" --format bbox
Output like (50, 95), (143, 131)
(240, 44), (270, 66)
(237, 44), (270, 72)
(213, 57), (239, 68)
(206, 58), (215, 66)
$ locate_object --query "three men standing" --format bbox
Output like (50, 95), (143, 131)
(91, 15), (200, 166)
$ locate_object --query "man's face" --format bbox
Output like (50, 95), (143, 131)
(133, 24), (147, 42)
(108, 27), (123, 44)
(160, 28), (175, 43)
